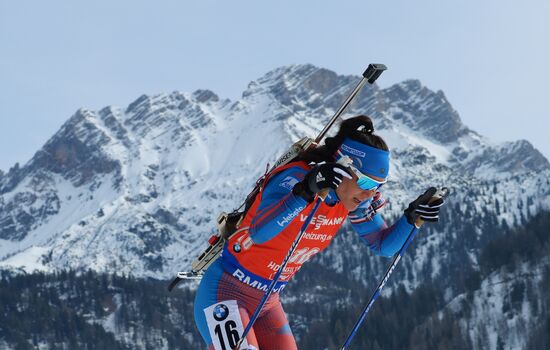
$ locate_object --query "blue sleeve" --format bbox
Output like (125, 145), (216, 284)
(351, 212), (417, 258)
(248, 167), (310, 244)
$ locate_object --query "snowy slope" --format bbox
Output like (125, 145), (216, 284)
(445, 257), (550, 350)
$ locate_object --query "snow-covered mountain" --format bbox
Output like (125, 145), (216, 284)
(1, 64), (550, 350)
(1, 64), (549, 279)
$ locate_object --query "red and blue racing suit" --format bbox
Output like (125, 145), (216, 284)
(194, 161), (416, 349)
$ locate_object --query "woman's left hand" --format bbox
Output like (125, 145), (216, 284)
(404, 187), (445, 225)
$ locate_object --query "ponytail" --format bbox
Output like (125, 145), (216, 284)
(298, 115), (388, 163)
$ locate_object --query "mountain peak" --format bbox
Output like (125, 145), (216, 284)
(125, 94), (151, 114)
(396, 79), (423, 91)
(494, 139), (550, 173)
(243, 64), (379, 122)
(254, 64), (361, 96)
(383, 80), (468, 144)
(192, 89), (219, 103)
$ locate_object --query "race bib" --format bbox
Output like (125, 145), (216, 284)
(204, 300), (251, 350)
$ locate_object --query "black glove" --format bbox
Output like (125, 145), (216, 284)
(293, 163), (352, 202)
(404, 187), (445, 226)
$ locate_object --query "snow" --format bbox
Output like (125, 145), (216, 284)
(0, 173), (119, 264)
(378, 110), (453, 165)
(0, 246), (51, 272)
(446, 258), (550, 350)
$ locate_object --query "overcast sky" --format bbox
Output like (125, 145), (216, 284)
(1, 0), (549, 172)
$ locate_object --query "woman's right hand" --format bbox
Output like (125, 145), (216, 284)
(304, 162), (352, 194)
(293, 162), (353, 202)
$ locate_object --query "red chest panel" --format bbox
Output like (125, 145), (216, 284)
(226, 162), (349, 282)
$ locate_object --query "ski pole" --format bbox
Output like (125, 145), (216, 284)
(270, 64), (387, 172)
(315, 63), (386, 144)
(235, 64), (388, 349)
(234, 195), (326, 350)
(340, 188), (449, 350)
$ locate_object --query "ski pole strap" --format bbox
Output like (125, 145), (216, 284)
(234, 197), (324, 349)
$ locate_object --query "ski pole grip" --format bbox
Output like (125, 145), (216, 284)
(363, 64), (387, 84)
(315, 64), (387, 143)
(415, 187), (449, 227)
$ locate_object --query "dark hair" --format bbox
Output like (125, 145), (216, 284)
(298, 115), (388, 163)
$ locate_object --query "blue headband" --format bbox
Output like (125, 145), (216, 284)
(336, 138), (390, 179)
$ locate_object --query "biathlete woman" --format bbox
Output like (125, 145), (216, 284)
(194, 115), (445, 350)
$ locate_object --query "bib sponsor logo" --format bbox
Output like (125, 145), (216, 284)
(266, 262), (301, 281)
(277, 205), (305, 227)
(302, 232), (333, 242)
(213, 304), (229, 321)
(279, 176), (299, 191)
(300, 214), (345, 230)
(232, 269), (286, 293)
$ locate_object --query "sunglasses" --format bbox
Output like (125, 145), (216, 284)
(348, 165), (387, 191)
